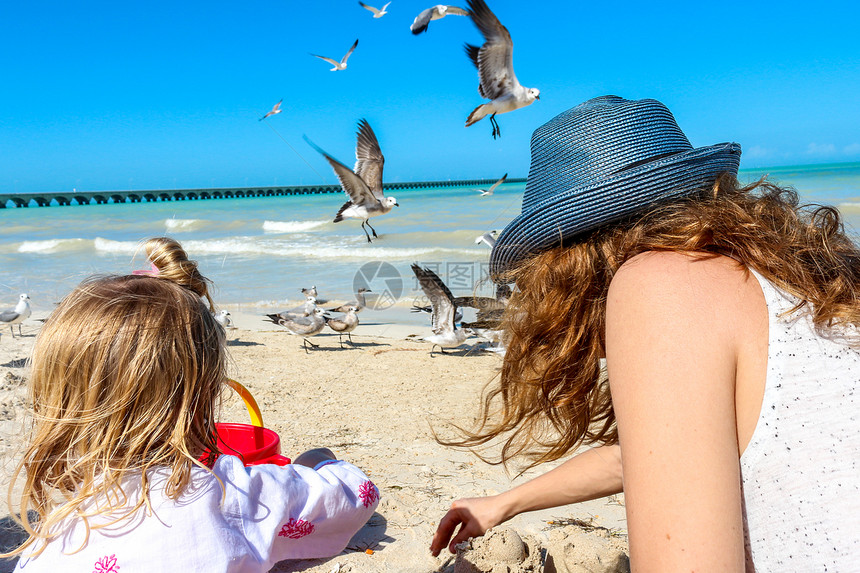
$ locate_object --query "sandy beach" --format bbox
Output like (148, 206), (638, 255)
(0, 310), (629, 573)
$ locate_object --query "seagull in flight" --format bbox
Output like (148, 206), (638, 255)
(359, 1), (390, 18)
(410, 4), (469, 34)
(474, 229), (498, 248)
(411, 264), (471, 355)
(463, 0), (539, 139)
(305, 120), (399, 243)
(259, 99), (283, 121)
(311, 39), (359, 71)
(476, 172), (507, 196)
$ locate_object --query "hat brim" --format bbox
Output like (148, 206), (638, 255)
(489, 142), (741, 281)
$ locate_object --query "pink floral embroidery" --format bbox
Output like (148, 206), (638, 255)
(278, 518), (315, 539)
(358, 480), (379, 508)
(93, 554), (119, 573)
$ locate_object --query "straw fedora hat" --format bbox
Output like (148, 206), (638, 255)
(489, 95), (742, 280)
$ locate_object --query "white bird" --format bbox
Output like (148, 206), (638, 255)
(311, 39), (359, 71)
(325, 306), (360, 347)
(266, 307), (327, 352)
(301, 285), (318, 299)
(359, 1), (390, 18)
(476, 173), (507, 196)
(259, 99), (283, 121)
(0, 294), (31, 337)
(474, 230), (498, 248)
(213, 310), (234, 329)
(411, 4), (469, 34)
(267, 297), (317, 323)
(327, 288), (372, 313)
(463, 0), (539, 139)
(306, 119), (399, 243)
(411, 264), (471, 355)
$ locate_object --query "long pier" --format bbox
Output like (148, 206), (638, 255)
(0, 178), (526, 208)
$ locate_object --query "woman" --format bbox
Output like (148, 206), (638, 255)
(432, 96), (860, 571)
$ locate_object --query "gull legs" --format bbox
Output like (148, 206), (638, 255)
(302, 338), (319, 353)
(360, 220), (379, 243)
(489, 114), (501, 139)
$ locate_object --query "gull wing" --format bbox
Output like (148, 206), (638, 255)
(304, 136), (377, 206)
(354, 119), (385, 199)
(311, 54), (340, 67)
(488, 172), (508, 192)
(411, 264), (456, 335)
(466, 0), (520, 100)
(0, 310), (20, 322)
(359, 2), (380, 15)
(445, 5), (470, 16)
(411, 7), (434, 33)
(341, 38), (359, 65)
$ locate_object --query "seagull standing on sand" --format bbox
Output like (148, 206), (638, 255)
(410, 4), (469, 34)
(265, 307), (327, 352)
(259, 99), (283, 121)
(311, 39), (359, 71)
(325, 306), (360, 347)
(475, 173), (507, 196)
(306, 120), (399, 243)
(0, 294), (31, 337)
(327, 288), (372, 313)
(411, 264), (471, 355)
(359, 1), (390, 18)
(463, 0), (539, 139)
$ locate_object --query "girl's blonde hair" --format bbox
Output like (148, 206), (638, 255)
(5, 237), (226, 557)
(445, 175), (860, 471)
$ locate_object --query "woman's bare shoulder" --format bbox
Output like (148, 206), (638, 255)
(608, 250), (763, 340)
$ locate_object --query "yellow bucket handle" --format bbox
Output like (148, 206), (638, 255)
(226, 379), (264, 427)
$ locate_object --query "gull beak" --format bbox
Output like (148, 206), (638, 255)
(394, 202), (400, 207)
(536, 94), (541, 100)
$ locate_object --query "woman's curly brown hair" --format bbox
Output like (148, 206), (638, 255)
(443, 174), (860, 471)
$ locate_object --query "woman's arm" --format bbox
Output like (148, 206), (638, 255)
(431, 444), (622, 556)
(606, 252), (747, 572)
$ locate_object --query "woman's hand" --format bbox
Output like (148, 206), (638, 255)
(430, 495), (509, 556)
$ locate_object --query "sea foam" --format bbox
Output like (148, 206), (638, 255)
(18, 238), (91, 254)
(262, 220), (328, 233)
(164, 218), (204, 232)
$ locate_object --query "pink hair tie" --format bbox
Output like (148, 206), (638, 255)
(132, 262), (159, 277)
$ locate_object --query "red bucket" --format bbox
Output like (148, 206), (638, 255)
(206, 379), (291, 467)
(213, 422), (291, 466)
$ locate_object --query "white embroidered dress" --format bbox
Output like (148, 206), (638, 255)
(15, 456), (379, 572)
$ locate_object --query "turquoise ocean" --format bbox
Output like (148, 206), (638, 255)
(2, 162), (860, 320)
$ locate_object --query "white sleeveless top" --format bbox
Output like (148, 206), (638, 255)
(740, 270), (860, 571)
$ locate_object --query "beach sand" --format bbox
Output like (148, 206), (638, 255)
(0, 312), (628, 572)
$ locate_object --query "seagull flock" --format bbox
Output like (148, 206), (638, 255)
(258, 0), (536, 242)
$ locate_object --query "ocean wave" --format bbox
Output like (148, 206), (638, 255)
(164, 218), (204, 232)
(93, 238), (141, 254)
(17, 238), (91, 254)
(838, 202), (860, 210)
(262, 220), (328, 233)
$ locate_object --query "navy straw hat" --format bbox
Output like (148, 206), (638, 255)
(489, 95), (742, 281)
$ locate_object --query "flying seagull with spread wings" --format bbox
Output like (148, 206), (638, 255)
(305, 120), (399, 243)
(359, 1), (390, 18)
(463, 0), (539, 139)
(476, 172), (507, 196)
(259, 99), (283, 121)
(410, 4), (469, 34)
(311, 39), (359, 71)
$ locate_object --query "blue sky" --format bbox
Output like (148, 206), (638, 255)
(1, 0), (858, 194)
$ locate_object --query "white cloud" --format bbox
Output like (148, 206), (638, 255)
(843, 143), (860, 156)
(806, 142), (836, 155)
(745, 145), (773, 159)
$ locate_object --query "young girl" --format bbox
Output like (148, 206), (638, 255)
(6, 237), (379, 572)
(432, 96), (860, 570)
